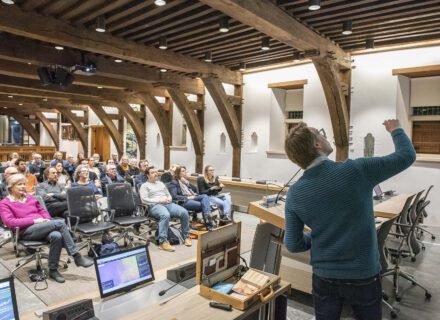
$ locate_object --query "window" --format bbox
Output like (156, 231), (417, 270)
(412, 121), (440, 154)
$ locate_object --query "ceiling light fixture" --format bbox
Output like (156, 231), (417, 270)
(239, 62), (246, 72)
(219, 17), (229, 33)
(261, 37), (270, 50)
(366, 38), (375, 49)
(204, 51), (212, 62)
(54, 45), (64, 50)
(95, 15), (106, 33)
(97, 86), (103, 89)
(7, 95), (13, 98)
(114, 59), (122, 63)
(342, 20), (353, 35)
(160, 68), (167, 73)
(1, 0), (15, 5)
(308, 0), (321, 11)
(43, 98), (48, 102)
(154, 0), (166, 6)
(18, 103), (23, 106)
(158, 36), (168, 50)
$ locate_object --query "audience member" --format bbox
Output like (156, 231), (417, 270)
(15, 158), (38, 194)
(28, 153), (46, 183)
(168, 166), (214, 227)
(0, 174), (93, 283)
(117, 156), (133, 185)
(50, 151), (68, 168)
(65, 154), (77, 179)
(76, 152), (85, 164)
(0, 167), (18, 200)
(100, 164), (124, 197)
(110, 153), (119, 166)
(160, 164), (177, 184)
(87, 157), (102, 183)
(134, 160), (149, 188)
(92, 153), (105, 178)
(71, 165), (103, 199)
(35, 167), (68, 218)
(6, 152), (19, 167)
(197, 165), (232, 221)
(139, 166), (191, 252)
(73, 159), (98, 183)
(53, 161), (71, 189)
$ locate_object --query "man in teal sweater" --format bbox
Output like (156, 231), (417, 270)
(284, 120), (415, 320)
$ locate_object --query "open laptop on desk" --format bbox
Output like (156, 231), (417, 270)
(373, 185), (395, 201)
(0, 276), (20, 320)
(94, 245), (155, 299)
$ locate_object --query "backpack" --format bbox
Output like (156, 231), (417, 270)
(89, 233), (120, 257)
(155, 226), (184, 245)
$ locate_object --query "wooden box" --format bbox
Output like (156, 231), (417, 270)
(196, 222), (280, 310)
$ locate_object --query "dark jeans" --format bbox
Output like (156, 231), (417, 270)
(22, 220), (78, 270)
(45, 200), (68, 218)
(183, 194), (211, 216)
(312, 273), (382, 320)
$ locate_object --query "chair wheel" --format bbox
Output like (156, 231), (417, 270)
(425, 292), (432, 300)
(412, 281), (416, 286)
(432, 236), (436, 240)
(67, 258), (71, 264)
(411, 257), (416, 262)
(422, 246), (426, 251)
(396, 296), (401, 302)
(391, 311), (398, 319)
(63, 263), (68, 269)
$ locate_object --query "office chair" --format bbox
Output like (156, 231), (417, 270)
(66, 187), (116, 257)
(415, 185), (436, 241)
(106, 183), (150, 247)
(382, 200), (432, 302)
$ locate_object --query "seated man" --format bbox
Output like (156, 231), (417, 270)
(28, 153), (46, 183)
(139, 166), (191, 252)
(65, 154), (77, 180)
(15, 158), (38, 194)
(168, 166), (215, 227)
(0, 167), (18, 201)
(35, 167), (68, 218)
(101, 164), (125, 197)
(134, 160), (149, 189)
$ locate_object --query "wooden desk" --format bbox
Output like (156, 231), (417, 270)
(126, 283), (290, 320)
(373, 193), (412, 218)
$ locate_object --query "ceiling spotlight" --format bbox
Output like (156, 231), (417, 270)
(366, 38), (375, 49)
(160, 68), (167, 73)
(95, 15), (106, 33)
(342, 20), (353, 35)
(308, 0), (321, 11)
(1, 0), (15, 5)
(27, 62), (32, 65)
(97, 86), (103, 89)
(7, 95), (13, 98)
(219, 17), (229, 33)
(114, 59), (122, 63)
(204, 51), (212, 62)
(293, 51), (301, 61)
(261, 37), (270, 50)
(18, 103), (23, 106)
(154, 0), (166, 6)
(43, 98), (48, 102)
(239, 62), (246, 72)
(55, 45), (64, 50)
(158, 36), (168, 50)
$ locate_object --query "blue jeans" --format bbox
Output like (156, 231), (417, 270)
(209, 194), (232, 218)
(149, 203), (190, 244)
(183, 194), (211, 216)
(312, 273), (382, 320)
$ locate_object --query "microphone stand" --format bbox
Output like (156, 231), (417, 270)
(158, 271), (193, 297)
(261, 181), (284, 208)
(274, 168), (302, 205)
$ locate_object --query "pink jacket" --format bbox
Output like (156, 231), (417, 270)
(0, 195), (51, 230)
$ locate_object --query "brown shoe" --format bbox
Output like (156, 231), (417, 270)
(159, 241), (175, 252)
(184, 238), (192, 247)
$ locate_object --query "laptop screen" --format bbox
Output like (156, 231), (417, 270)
(94, 246), (155, 298)
(373, 185), (383, 197)
(0, 277), (19, 320)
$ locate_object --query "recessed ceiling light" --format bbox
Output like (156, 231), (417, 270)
(154, 0), (166, 6)
(95, 16), (106, 33)
(342, 20), (353, 35)
(308, 0), (321, 11)
(7, 95), (13, 98)
(1, 0), (15, 5)
(2, 107), (6, 109)
(114, 59), (123, 63)
(18, 103), (23, 106)
(239, 62), (246, 72)
(97, 86), (103, 89)
(160, 68), (167, 73)
(27, 62), (32, 65)
(158, 36), (168, 50)
(43, 98), (48, 102)
(219, 17), (229, 33)
(55, 45), (64, 50)
(204, 51), (212, 62)
(261, 37), (270, 51)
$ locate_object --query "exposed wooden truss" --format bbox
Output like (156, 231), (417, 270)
(34, 111), (59, 149)
(0, 108), (40, 145)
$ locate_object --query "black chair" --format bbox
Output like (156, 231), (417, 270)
(382, 199), (432, 302)
(106, 183), (150, 247)
(66, 187), (116, 257)
(415, 185), (436, 241)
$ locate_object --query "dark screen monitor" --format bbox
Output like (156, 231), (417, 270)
(373, 185), (383, 197)
(94, 246), (154, 298)
(0, 277), (20, 320)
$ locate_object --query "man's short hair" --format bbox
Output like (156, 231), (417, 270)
(44, 167), (57, 178)
(285, 122), (320, 169)
(16, 158), (26, 165)
(146, 166), (155, 176)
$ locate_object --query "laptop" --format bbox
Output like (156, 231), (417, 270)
(0, 277), (20, 320)
(373, 185), (383, 198)
(94, 246), (155, 299)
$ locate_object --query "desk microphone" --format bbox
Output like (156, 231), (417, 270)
(274, 168), (302, 205)
(158, 270), (190, 296)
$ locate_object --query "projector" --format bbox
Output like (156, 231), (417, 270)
(71, 63), (96, 76)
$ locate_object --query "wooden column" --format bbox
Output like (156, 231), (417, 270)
(56, 108), (88, 157)
(312, 57), (350, 160)
(167, 87), (204, 173)
(34, 111), (59, 148)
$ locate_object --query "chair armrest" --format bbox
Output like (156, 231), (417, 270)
(14, 226), (20, 251)
(393, 223), (412, 227)
(101, 208), (115, 221)
(69, 215), (80, 233)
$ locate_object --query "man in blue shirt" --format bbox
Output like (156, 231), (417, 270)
(284, 119), (415, 320)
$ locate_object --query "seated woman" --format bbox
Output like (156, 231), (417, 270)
(0, 174), (93, 283)
(71, 165), (103, 199)
(168, 166), (214, 226)
(52, 160), (71, 189)
(197, 165), (232, 221)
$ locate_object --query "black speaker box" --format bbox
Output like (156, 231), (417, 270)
(43, 299), (97, 320)
(37, 67), (53, 86)
(166, 261), (196, 283)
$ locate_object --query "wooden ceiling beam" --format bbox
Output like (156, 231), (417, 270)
(35, 110), (59, 149)
(74, 0), (133, 25)
(0, 5), (241, 84)
(0, 34), (204, 95)
(200, 0), (350, 68)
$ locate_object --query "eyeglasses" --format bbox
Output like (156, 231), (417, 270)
(317, 128), (327, 139)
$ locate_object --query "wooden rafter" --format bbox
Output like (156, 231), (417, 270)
(0, 109), (40, 145)
(55, 107), (88, 156)
(34, 111), (59, 149)
(167, 87), (204, 173)
(0, 5), (241, 84)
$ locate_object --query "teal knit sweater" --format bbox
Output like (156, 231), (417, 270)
(284, 128), (416, 279)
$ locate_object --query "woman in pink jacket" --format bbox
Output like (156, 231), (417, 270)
(0, 174), (93, 283)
